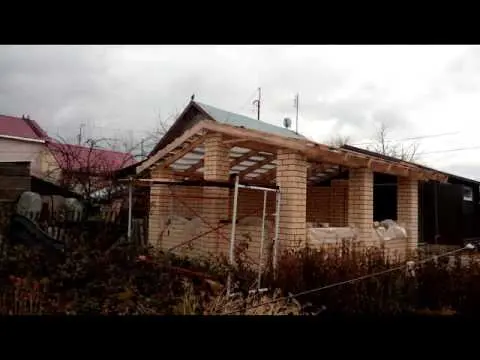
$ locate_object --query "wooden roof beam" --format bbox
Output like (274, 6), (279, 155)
(161, 135), (207, 169)
(140, 119), (445, 183)
(256, 167), (277, 183)
(137, 122), (207, 174)
(230, 150), (258, 168)
(183, 159), (204, 176)
(237, 156), (276, 178)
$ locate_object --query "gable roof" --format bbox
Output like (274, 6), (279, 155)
(0, 114), (49, 142)
(150, 100), (304, 155)
(47, 142), (136, 174)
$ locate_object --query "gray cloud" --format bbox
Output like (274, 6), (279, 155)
(0, 45), (463, 151)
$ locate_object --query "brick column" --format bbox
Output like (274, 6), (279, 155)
(348, 168), (374, 246)
(203, 133), (230, 255)
(276, 149), (308, 250)
(148, 167), (174, 249)
(397, 177), (419, 252)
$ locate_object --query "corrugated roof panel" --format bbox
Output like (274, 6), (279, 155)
(174, 159), (200, 166)
(239, 161), (256, 167)
(196, 102), (306, 140)
(170, 163), (192, 171)
(231, 146), (250, 153)
(183, 153), (203, 161)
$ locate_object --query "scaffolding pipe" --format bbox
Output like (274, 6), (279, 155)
(273, 190), (281, 279)
(238, 184), (278, 192)
(127, 177), (133, 242)
(227, 175), (240, 297)
(258, 190), (268, 289)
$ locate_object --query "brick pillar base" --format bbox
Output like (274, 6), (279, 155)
(203, 133), (230, 255)
(348, 168), (374, 246)
(276, 149), (307, 251)
(397, 177), (419, 253)
(148, 168), (174, 249)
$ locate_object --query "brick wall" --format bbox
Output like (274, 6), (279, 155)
(348, 168), (374, 245)
(306, 180), (348, 227)
(307, 187), (330, 225)
(148, 167), (174, 248)
(276, 150), (308, 249)
(397, 177), (419, 252)
(203, 133), (230, 254)
(330, 179), (349, 227)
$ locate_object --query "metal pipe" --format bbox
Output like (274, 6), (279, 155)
(127, 177), (133, 242)
(238, 184), (278, 192)
(227, 175), (240, 297)
(258, 190), (268, 289)
(273, 190), (281, 279)
(121, 178), (279, 190)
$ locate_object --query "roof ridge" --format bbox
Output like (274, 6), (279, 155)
(194, 101), (258, 122)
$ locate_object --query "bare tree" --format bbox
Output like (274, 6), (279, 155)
(327, 134), (351, 148)
(131, 111), (177, 160)
(367, 122), (420, 162)
(45, 136), (136, 202)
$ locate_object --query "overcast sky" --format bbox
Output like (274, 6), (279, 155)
(1, 45), (480, 179)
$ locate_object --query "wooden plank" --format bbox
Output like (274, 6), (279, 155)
(137, 122), (207, 174)
(230, 150), (258, 168)
(183, 159), (204, 176)
(0, 162), (31, 177)
(160, 134), (207, 168)
(141, 119), (446, 182)
(237, 156), (275, 178)
(255, 167), (276, 183)
(223, 138), (250, 145)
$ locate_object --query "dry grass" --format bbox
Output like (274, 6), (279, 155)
(173, 281), (302, 315)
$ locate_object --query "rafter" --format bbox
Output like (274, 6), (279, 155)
(255, 166), (276, 183)
(137, 123), (207, 174)
(230, 150), (258, 168)
(139, 119), (447, 182)
(222, 138), (249, 145)
(183, 159), (204, 176)
(160, 135), (207, 169)
(238, 156), (275, 178)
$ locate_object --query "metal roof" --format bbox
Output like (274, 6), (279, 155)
(195, 102), (306, 140)
(342, 144), (480, 186)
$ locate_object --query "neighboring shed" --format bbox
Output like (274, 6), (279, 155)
(0, 161), (79, 202)
(0, 162), (31, 202)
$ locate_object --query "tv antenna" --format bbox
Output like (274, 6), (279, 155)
(252, 87), (261, 120)
(294, 93), (299, 134)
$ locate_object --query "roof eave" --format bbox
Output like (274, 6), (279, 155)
(0, 134), (45, 144)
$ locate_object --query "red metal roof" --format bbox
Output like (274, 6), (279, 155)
(0, 114), (49, 141)
(47, 142), (136, 174)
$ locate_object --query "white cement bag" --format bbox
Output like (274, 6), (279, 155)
(64, 198), (84, 222)
(16, 191), (42, 220)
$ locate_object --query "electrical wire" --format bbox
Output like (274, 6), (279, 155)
(420, 145), (480, 155)
(351, 131), (461, 147)
(223, 245), (469, 315)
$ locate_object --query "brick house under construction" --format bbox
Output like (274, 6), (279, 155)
(131, 100), (447, 263)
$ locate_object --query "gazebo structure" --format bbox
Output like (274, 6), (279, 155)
(130, 100), (447, 266)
